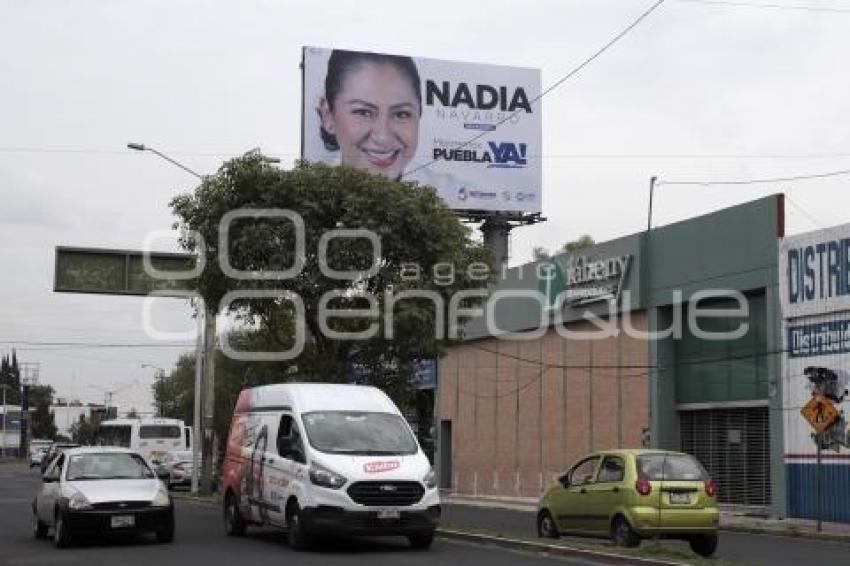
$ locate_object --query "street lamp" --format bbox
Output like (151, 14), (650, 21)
(141, 364), (166, 418)
(126, 142), (280, 180)
(127, 141), (283, 494)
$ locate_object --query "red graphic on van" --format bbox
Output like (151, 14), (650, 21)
(363, 460), (400, 474)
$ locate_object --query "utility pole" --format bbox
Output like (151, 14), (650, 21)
(19, 363), (40, 459)
(200, 305), (217, 495)
(1, 384), (8, 458)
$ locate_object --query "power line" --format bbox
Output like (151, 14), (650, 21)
(785, 194), (824, 228)
(403, 0), (668, 178)
(8, 145), (850, 160)
(0, 340), (194, 349)
(657, 166), (850, 186)
(677, 0), (850, 14)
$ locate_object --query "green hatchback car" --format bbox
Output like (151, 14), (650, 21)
(537, 449), (719, 557)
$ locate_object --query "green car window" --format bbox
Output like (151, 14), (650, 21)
(568, 456), (600, 486)
(597, 456), (625, 482)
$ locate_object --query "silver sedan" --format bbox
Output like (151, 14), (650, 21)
(32, 447), (174, 547)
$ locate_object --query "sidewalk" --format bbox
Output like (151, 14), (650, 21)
(442, 492), (850, 542)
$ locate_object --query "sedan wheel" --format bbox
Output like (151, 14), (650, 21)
(54, 512), (72, 548)
(32, 508), (48, 539)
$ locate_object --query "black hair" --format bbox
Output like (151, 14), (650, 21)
(319, 49), (422, 151)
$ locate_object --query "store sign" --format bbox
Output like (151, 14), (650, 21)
(540, 254), (632, 311)
(779, 223), (850, 319)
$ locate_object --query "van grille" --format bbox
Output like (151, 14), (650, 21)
(347, 481), (424, 506)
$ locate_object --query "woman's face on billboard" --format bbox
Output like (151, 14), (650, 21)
(320, 62), (421, 180)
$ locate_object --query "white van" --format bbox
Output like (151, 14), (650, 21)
(95, 418), (192, 465)
(221, 383), (440, 550)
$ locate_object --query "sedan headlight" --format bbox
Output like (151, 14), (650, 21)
(309, 462), (347, 489)
(151, 487), (171, 507)
(423, 467), (437, 489)
(68, 491), (93, 510)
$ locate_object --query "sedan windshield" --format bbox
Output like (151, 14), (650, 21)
(301, 411), (418, 456)
(66, 453), (155, 481)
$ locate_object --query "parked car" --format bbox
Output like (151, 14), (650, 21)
(32, 446), (174, 547)
(155, 451), (194, 489)
(40, 443), (80, 474)
(537, 449), (719, 557)
(221, 383), (440, 550)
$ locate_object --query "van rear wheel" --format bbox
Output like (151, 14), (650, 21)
(224, 493), (246, 536)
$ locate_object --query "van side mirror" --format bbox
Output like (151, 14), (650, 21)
(558, 474), (570, 488)
(42, 473), (58, 483)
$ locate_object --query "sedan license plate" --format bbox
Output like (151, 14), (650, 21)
(111, 515), (135, 528)
(669, 492), (690, 504)
(376, 508), (400, 520)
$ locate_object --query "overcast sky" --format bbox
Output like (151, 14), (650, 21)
(1, 0), (848, 413)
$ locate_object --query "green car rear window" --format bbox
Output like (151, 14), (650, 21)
(637, 454), (707, 481)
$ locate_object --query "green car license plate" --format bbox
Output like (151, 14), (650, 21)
(669, 492), (690, 504)
(111, 515), (135, 528)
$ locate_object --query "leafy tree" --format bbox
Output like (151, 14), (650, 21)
(70, 411), (104, 446)
(532, 235), (596, 262)
(29, 385), (58, 440)
(154, 329), (300, 454)
(170, 155), (492, 407)
(561, 234), (596, 254)
(0, 352), (21, 405)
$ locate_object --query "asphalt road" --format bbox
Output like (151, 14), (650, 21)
(442, 502), (850, 565)
(0, 462), (599, 566)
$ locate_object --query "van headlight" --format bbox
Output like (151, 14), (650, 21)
(309, 462), (347, 489)
(423, 467), (437, 489)
(68, 491), (93, 510)
(151, 487), (171, 507)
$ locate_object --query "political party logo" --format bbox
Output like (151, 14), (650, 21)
(457, 187), (468, 201)
(433, 141), (528, 169)
(364, 460), (401, 474)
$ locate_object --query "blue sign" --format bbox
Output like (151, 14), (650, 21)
(787, 318), (850, 358)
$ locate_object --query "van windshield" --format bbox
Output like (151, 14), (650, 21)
(301, 412), (418, 456)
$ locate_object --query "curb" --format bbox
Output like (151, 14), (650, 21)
(437, 529), (683, 566)
(719, 523), (850, 545)
(443, 499), (850, 545)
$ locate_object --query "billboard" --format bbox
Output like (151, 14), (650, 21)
(301, 46), (542, 214)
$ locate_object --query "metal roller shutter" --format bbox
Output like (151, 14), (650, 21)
(680, 407), (771, 507)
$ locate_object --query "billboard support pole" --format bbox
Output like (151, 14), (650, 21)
(480, 216), (511, 267)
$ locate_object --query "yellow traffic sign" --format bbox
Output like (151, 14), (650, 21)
(801, 394), (839, 435)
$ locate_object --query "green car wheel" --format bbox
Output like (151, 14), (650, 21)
(537, 510), (559, 539)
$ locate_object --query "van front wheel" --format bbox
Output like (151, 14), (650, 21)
(286, 503), (310, 551)
(408, 531), (434, 549)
